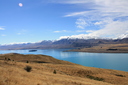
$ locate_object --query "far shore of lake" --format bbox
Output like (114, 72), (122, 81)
(66, 43), (128, 53)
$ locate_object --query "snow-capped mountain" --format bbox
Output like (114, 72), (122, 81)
(59, 34), (103, 40)
(117, 34), (128, 39)
(0, 36), (128, 50)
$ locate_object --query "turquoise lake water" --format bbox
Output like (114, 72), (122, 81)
(0, 49), (128, 72)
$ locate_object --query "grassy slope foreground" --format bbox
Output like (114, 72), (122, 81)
(0, 53), (128, 85)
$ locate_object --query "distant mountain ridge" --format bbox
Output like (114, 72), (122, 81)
(0, 38), (128, 50)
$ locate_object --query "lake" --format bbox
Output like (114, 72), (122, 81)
(0, 49), (128, 72)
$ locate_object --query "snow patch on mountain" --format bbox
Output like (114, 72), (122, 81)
(0, 42), (30, 46)
(59, 34), (110, 40)
(59, 33), (128, 40)
(117, 34), (128, 39)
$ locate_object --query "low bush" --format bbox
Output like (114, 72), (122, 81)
(86, 75), (104, 81)
(115, 74), (125, 77)
(26, 61), (29, 63)
(24, 66), (32, 72)
(53, 70), (56, 74)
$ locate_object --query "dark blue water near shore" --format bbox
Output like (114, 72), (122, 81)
(0, 49), (128, 72)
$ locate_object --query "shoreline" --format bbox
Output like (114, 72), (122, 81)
(66, 49), (128, 53)
(66, 43), (128, 53)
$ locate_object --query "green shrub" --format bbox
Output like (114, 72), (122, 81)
(24, 66), (32, 72)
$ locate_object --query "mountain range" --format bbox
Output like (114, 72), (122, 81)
(0, 37), (128, 50)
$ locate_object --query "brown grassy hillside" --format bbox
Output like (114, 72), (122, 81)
(0, 53), (128, 85)
(68, 43), (128, 53)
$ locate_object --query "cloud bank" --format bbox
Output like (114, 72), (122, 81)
(49, 0), (128, 39)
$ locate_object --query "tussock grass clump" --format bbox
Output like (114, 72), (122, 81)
(86, 75), (104, 81)
(8, 58), (11, 61)
(24, 66), (32, 72)
(26, 61), (29, 63)
(53, 70), (57, 74)
(115, 74), (126, 77)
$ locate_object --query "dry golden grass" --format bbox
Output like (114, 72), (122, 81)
(0, 53), (74, 65)
(0, 54), (128, 85)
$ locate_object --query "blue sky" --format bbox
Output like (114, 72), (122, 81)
(0, 0), (128, 44)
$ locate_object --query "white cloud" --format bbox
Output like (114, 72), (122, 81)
(93, 21), (128, 38)
(1, 34), (6, 36)
(2, 42), (29, 45)
(86, 30), (96, 33)
(59, 21), (128, 39)
(54, 31), (60, 33)
(75, 18), (87, 29)
(46, 0), (90, 4)
(59, 34), (100, 40)
(62, 0), (128, 38)
(17, 33), (22, 35)
(76, 30), (86, 32)
(54, 30), (69, 33)
(64, 11), (87, 17)
(0, 27), (5, 30)
(47, 0), (128, 39)
(19, 3), (23, 7)
(76, 30), (95, 33)
(94, 22), (103, 25)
